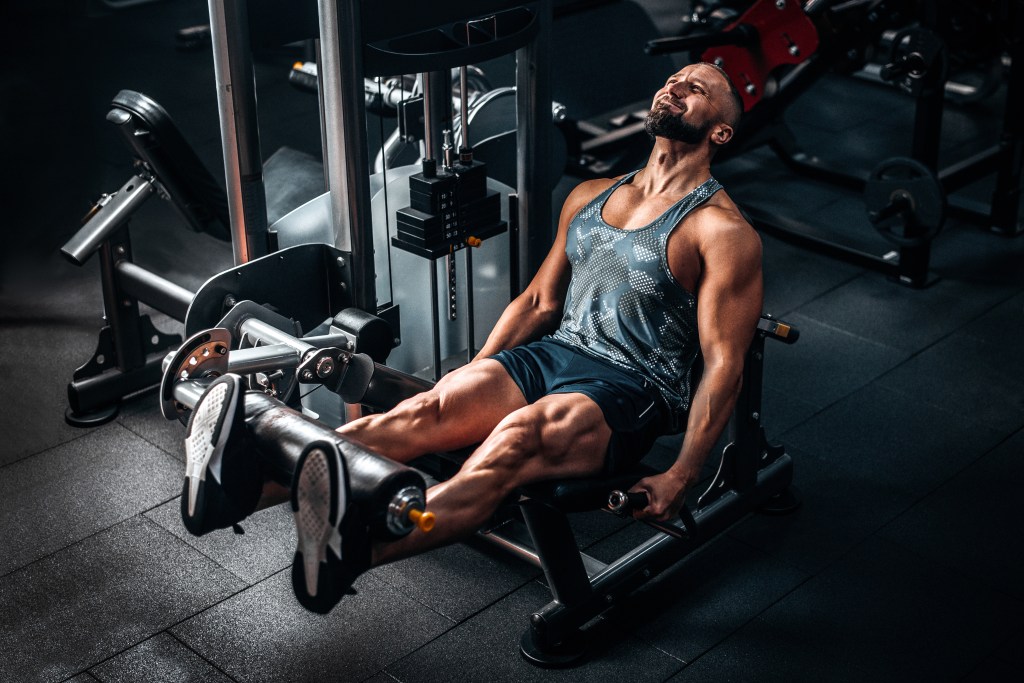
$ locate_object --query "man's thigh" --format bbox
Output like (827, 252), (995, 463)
(463, 392), (612, 485)
(339, 358), (530, 458)
(429, 358), (531, 443)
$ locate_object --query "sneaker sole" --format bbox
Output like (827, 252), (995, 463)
(182, 377), (240, 534)
(292, 441), (347, 614)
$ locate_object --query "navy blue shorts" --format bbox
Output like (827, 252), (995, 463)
(490, 337), (670, 473)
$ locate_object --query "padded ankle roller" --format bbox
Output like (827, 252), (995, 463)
(243, 392), (426, 539)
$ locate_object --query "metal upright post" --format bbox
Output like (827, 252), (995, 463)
(317, 0), (377, 312)
(423, 69), (452, 163)
(990, 0), (1024, 236)
(208, 0), (269, 265)
(516, 0), (552, 286)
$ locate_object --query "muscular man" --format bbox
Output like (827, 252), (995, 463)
(180, 63), (762, 614)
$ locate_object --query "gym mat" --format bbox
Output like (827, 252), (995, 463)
(587, 535), (808, 664)
(880, 428), (1024, 600)
(0, 424), (181, 576)
(145, 498), (297, 586)
(386, 580), (683, 683)
(89, 633), (232, 683)
(0, 517), (243, 683)
(172, 571), (452, 683)
(686, 537), (1023, 681)
(762, 313), (908, 410)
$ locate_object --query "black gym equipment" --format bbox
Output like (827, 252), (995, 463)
(642, 0), (1023, 287)
(159, 291), (800, 667)
(60, 90), (231, 426)
(68, 1), (804, 665)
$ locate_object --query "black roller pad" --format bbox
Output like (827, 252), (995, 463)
(243, 392), (424, 540)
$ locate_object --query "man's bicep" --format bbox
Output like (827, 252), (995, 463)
(696, 228), (764, 366)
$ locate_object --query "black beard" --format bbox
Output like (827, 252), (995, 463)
(644, 106), (710, 144)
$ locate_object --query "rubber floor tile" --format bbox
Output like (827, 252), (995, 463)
(725, 445), (916, 574)
(63, 674), (100, 683)
(880, 428), (1024, 600)
(0, 422), (181, 576)
(116, 389), (189, 464)
(959, 289), (1024, 346)
(875, 331), (1024, 434)
(145, 497), (297, 586)
(760, 233), (865, 317)
(785, 73), (899, 133)
(386, 580), (683, 683)
(0, 517), (243, 683)
(697, 536), (1023, 682)
(762, 313), (908, 409)
(589, 535), (809, 663)
(371, 540), (539, 623)
(0, 321), (106, 467)
(794, 271), (1009, 353)
(172, 570), (452, 683)
(89, 633), (232, 683)
(780, 383), (1005, 498)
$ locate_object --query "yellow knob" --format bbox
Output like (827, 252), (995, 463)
(408, 508), (436, 532)
(466, 236), (482, 248)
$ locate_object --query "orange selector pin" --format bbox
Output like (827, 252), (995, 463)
(408, 508), (436, 532)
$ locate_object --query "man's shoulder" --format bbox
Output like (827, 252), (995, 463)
(557, 177), (622, 225)
(692, 200), (761, 259)
(693, 193), (755, 237)
(567, 177), (619, 203)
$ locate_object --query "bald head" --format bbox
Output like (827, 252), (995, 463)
(700, 62), (743, 129)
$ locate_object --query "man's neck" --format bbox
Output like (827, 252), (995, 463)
(636, 138), (713, 197)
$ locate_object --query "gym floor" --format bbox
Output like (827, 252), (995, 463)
(1, 1), (1022, 681)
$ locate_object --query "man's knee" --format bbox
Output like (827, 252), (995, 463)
(392, 390), (444, 428)
(470, 414), (550, 479)
(340, 390), (442, 443)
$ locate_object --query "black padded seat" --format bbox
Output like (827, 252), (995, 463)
(109, 90), (231, 239)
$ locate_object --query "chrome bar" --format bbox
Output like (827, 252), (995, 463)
(238, 318), (312, 354)
(226, 344), (301, 374)
(316, 0), (376, 312)
(115, 261), (193, 321)
(515, 1), (552, 283)
(208, 0), (268, 265)
(61, 176), (154, 265)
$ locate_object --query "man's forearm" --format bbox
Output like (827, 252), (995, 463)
(670, 363), (743, 484)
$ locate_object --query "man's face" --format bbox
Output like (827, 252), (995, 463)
(645, 65), (727, 144)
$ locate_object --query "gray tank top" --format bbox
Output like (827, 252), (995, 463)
(552, 170), (722, 416)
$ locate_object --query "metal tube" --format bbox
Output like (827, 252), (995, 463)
(423, 70), (450, 164)
(239, 318), (314, 355)
(314, 38), (330, 193)
(171, 379), (208, 411)
(115, 261), (193, 322)
(61, 176), (154, 265)
(460, 66), (470, 150)
(477, 529), (543, 568)
(317, 0), (376, 312)
(465, 246), (475, 362)
(422, 72), (435, 161)
(226, 344), (302, 374)
(208, 0), (268, 265)
(430, 259), (441, 382)
(515, 2), (552, 283)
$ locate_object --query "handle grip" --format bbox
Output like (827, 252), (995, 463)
(607, 489), (695, 541)
(607, 489), (648, 513)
